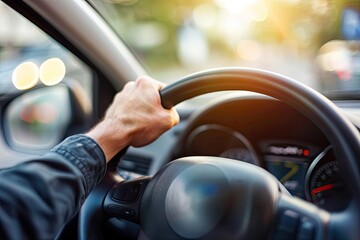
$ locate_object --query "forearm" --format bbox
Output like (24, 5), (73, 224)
(0, 135), (106, 239)
(0, 76), (179, 239)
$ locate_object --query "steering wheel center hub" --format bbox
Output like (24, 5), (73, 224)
(140, 157), (279, 240)
(165, 164), (228, 238)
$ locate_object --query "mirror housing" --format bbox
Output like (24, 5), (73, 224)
(2, 82), (92, 154)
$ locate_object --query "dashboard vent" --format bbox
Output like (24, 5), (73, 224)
(117, 154), (152, 179)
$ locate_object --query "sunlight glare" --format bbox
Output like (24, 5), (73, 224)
(213, 0), (259, 13)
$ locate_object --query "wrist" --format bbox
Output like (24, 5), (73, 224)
(85, 119), (132, 162)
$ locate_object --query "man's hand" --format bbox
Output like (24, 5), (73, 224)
(86, 76), (179, 161)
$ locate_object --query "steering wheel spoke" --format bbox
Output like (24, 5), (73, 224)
(270, 194), (330, 240)
(103, 177), (150, 223)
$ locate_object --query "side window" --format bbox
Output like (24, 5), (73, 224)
(0, 2), (93, 153)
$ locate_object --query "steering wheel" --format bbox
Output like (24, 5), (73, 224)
(79, 68), (360, 240)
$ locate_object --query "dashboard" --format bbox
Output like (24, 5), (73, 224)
(119, 94), (357, 213)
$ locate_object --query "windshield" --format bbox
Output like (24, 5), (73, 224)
(90, 0), (360, 98)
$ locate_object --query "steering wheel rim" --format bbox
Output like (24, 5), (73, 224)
(79, 67), (360, 240)
(161, 68), (360, 193)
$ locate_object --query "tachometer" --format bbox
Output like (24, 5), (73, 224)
(185, 124), (259, 165)
(219, 148), (253, 164)
(305, 147), (352, 212)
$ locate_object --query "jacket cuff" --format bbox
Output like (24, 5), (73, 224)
(50, 134), (107, 196)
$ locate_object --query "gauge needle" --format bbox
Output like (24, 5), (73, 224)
(311, 184), (334, 196)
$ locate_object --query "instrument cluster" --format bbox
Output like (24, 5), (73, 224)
(185, 123), (352, 212)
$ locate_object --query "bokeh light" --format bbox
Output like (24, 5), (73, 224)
(193, 4), (217, 30)
(19, 103), (58, 124)
(19, 105), (36, 124)
(87, 0), (360, 94)
(129, 22), (167, 49)
(249, 3), (268, 22)
(237, 40), (262, 62)
(178, 24), (209, 66)
(39, 58), (66, 86)
(12, 61), (39, 90)
(317, 40), (353, 81)
(35, 103), (58, 124)
(311, 0), (330, 15)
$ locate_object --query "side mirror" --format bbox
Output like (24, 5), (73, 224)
(2, 82), (92, 153)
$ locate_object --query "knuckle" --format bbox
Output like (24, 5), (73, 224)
(123, 81), (135, 90)
(136, 76), (148, 85)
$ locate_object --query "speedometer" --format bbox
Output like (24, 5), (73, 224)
(305, 147), (352, 212)
(309, 161), (351, 211)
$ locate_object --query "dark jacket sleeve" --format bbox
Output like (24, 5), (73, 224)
(0, 135), (106, 240)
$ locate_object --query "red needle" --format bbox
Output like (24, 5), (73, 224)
(311, 184), (334, 196)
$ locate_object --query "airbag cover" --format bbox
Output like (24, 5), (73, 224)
(140, 157), (279, 240)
